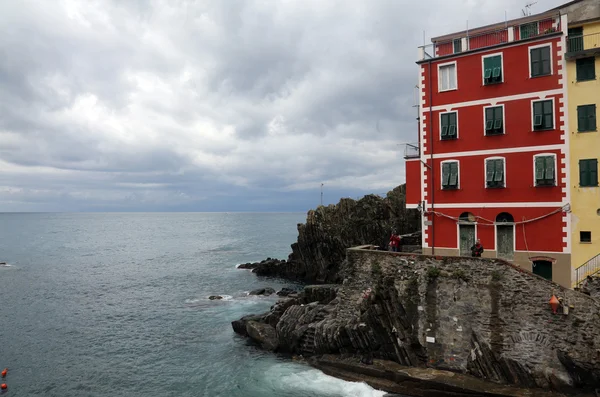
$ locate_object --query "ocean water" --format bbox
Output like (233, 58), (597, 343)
(0, 213), (387, 397)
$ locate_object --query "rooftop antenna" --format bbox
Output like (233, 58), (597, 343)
(522, 2), (537, 17)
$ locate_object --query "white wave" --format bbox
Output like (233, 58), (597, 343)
(0, 263), (13, 267)
(266, 364), (387, 397)
(185, 298), (200, 304)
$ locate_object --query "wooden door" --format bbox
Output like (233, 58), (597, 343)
(496, 225), (514, 260)
(459, 224), (475, 256)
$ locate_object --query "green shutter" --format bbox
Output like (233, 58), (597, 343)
(486, 161), (494, 182)
(442, 163), (450, 187)
(580, 159), (590, 186)
(449, 162), (458, 186)
(441, 113), (448, 137)
(494, 159), (504, 182)
(545, 156), (555, 181)
(576, 57), (595, 81)
(541, 47), (551, 75)
(591, 159), (598, 186)
(535, 157), (545, 180)
(484, 56), (502, 83)
(578, 106), (586, 131)
(448, 113), (457, 137)
(448, 125), (456, 137)
(531, 48), (541, 76)
(484, 68), (492, 79)
(492, 67), (501, 78)
(591, 105), (597, 131)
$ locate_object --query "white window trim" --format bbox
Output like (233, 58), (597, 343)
(439, 110), (459, 140)
(456, 222), (478, 252)
(437, 61), (458, 92)
(532, 153), (558, 187)
(481, 52), (504, 85)
(484, 156), (507, 189)
(530, 97), (555, 131)
(528, 43), (553, 78)
(440, 159), (460, 190)
(494, 222), (516, 255)
(482, 104), (506, 136)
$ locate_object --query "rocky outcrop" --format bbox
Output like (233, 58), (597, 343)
(248, 287), (276, 296)
(580, 275), (600, 300)
(208, 295), (223, 300)
(244, 185), (421, 283)
(233, 248), (600, 394)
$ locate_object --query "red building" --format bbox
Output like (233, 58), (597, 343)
(405, 10), (572, 287)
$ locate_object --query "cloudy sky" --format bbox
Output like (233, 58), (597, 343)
(0, 0), (565, 212)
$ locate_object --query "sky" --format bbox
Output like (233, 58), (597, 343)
(0, 0), (566, 212)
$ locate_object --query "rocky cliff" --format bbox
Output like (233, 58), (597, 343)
(233, 248), (600, 394)
(240, 184), (421, 283)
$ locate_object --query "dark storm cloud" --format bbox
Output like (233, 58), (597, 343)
(0, 0), (567, 211)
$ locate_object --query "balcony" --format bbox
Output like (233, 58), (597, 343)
(418, 13), (561, 61)
(404, 143), (420, 159)
(566, 32), (600, 59)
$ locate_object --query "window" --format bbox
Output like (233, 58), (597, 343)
(576, 57), (596, 81)
(577, 105), (597, 132)
(440, 112), (457, 140)
(579, 159), (598, 187)
(453, 39), (462, 54)
(533, 100), (553, 130)
(486, 158), (505, 188)
(568, 27), (584, 52)
(580, 231), (591, 243)
(485, 106), (504, 135)
(438, 63), (457, 91)
(483, 55), (502, 84)
(441, 161), (459, 189)
(520, 22), (538, 39)
(530, 46), (551, 77)
(534, 156), (555, 186)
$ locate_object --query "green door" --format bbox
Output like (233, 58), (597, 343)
(533, 260), (553, 280)
(496, 225), (514, 260)
(459, 224), (475, 256)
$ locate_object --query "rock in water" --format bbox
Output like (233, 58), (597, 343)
(276, 288), (295, 297)
(208, 295), (223, 300)
(245, 321), (278, 351)
(248, 287), (276, 296)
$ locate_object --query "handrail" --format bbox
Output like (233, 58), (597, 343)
(574, 252), (600, 287)
(566, 31), (600, 54)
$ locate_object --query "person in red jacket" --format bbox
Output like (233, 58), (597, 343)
(389, 233), (401, 252)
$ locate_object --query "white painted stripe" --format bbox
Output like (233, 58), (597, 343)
(432, 202), (566, 209)
(423, 89), (562, 112)
(423, 144), (564, 160)
(406, 204), (419, 209)
(405, 158), (420, 162)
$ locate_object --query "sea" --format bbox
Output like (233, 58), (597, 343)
(0, 212), (388, 397)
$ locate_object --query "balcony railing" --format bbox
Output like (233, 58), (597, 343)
(404, 143), (420, 159)
(566, 32), (600, 57)
(418, 14), (561, 61)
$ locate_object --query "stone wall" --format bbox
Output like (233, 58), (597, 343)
(346, 248), (600, 391)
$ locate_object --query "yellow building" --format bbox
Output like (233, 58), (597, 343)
(561, 0), (600, 287)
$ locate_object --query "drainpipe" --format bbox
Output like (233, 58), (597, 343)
(428, 58), (435, 256)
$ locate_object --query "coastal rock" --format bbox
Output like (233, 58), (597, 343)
(231, 313), (267, 336)
(233, 250), (600, 394)
(247, 185), (421, 283)
(249, 287), (276, 296)
(246, 321), (278, 351)
(276, 287), (295, 297)
(208, 295), (223, 300)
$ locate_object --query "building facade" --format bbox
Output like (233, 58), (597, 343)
(405, 11), (573, 287)
(561, 0), (600, 287)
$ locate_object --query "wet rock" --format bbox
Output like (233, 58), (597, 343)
(208, 295), (223, 300)
(246, 321), (278, 351)
(276, 287), (296, 297)
(249, 287), (276, 296)
(232, 313), (267, 336)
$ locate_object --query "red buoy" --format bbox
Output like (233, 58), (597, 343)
(549, 295), (560, 314)
(0, 383), (7, 390)
(1, 368), (6, 377)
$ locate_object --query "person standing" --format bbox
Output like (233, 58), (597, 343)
(471, 239), (484, 257)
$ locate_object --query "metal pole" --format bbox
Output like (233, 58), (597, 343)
(320, 183), (323, 206)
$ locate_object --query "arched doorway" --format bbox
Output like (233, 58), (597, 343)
(496, 212), (514, 260)
(458, 212), (476, 256)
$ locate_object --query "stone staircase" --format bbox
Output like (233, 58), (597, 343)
(300, 327), (317, 355)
